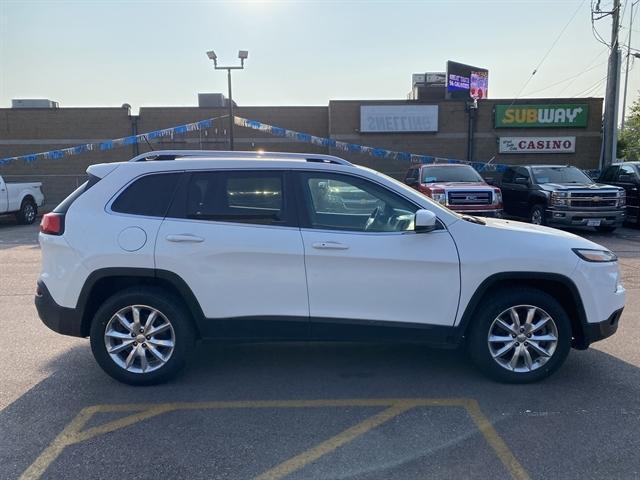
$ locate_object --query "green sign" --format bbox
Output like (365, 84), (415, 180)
(495, 104), (589, 128)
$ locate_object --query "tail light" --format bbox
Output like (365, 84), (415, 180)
(40, 213), (65, 235)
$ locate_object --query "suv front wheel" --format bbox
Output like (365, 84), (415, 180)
(90, 287), (196, 385)
(467, 288), (571, 383)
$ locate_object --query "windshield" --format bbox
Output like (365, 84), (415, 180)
(531, 166), (592, 184)
(421, 165), (483, 183)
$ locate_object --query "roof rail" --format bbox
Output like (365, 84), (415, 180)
(128, 150), (353, 166)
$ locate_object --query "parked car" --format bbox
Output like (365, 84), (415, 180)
(404, 163), (502, 217)
(36, 151), (625, 385)
(598, 162), (640, 227)
(500, 165), (626, 232)
(0, 174), (45, 224)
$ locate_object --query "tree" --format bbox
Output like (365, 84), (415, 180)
(619, 94), (640, 161)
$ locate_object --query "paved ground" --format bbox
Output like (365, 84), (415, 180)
(0, 220), (638, 480)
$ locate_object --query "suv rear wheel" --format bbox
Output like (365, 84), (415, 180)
(90, 287), (196, 385)
(467, 288), (571, 383)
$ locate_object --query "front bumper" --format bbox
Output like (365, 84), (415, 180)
(451, 208), (503, 218)
(545, 208), (625, 227)
(35, 279), (84, 337)
(575, 308), (623, 349)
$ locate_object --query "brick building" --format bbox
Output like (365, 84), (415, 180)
(0, 96), (603, 207)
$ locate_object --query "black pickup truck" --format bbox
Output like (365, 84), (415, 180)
(598, 162), (640, 227)
(500, 165), (626, 232)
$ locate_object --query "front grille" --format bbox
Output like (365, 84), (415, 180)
(567, 190), (619, 208)
(570, 199), (617, 208)
(448, 191), (492, 206)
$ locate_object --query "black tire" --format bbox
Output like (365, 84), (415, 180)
(467, 288), (571, 383)
(16, 198), (37, 225)
(529, 204), (546, 226)
(595, 225), (616, 233)
(90, 287), (196, 385)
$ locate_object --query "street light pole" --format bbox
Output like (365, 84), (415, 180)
(206, 50), (248, 151)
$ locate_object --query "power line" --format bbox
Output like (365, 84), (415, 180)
(511, 0), (587, 101)
(522, 60), (608, 96)
(572, 74), (609, 97)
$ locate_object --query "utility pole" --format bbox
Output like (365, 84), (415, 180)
(621, 1), (638, 131)
(602, 0), (622, 168)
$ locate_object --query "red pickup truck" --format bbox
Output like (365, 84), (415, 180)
(403, 163), (503, 217)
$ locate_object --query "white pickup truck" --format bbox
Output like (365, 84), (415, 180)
(0, 175), (45, 224)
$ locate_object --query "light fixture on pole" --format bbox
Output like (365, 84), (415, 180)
(206, 49), (248, 151)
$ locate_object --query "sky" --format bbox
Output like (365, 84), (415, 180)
(0, 0), (638, 120)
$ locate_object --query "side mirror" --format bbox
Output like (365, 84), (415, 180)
(414, 209), (437, 233)
(515, 177), (529, 185)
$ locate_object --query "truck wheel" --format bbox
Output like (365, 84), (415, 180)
(16, 198), (37, 225)
(467, 288), (571, 383)
(90, 287), (196, 385)
(530, 204), (545, 225)
(595, 225), (616, 233)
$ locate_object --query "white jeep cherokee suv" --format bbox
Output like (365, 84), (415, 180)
(35, 151), (626, 385)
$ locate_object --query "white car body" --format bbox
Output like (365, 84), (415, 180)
(35, 151), (626, 383)
(0, 175), (44, 217)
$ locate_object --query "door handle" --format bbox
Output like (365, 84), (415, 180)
(166, 234), (204, 243)
(312, 241), (349, 250)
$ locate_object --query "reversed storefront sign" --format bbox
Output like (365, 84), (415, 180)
(360, 105), (438, 133)
(495, 104), (588, 128)
(499, 136), (576, 154)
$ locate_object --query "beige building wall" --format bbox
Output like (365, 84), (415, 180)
(0, 97), (603, 207)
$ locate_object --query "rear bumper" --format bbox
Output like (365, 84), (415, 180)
(545, 208), (625, 227)
(575, 308), (623, 349)
(35, 280), (84, 337)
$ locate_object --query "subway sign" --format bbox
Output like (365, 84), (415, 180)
(495, 104), (588, 128)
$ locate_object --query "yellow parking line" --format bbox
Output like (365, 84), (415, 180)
(463, 399), (530, 480)
(255, 403), (415, 480)
(19, 398), (529, 480)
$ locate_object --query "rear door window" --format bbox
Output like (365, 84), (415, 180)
(174, 170), (294, 226)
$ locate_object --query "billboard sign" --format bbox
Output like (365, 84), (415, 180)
(495, 104), (589, 128)
(360, 105), (438, 133)
(446, 61), (489, 99)
(499, 136), (576, 154)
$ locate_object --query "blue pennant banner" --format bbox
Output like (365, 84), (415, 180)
(0, 117), (223, 166)
(233, 116), (507, 173)
(0, 114), (507, 174)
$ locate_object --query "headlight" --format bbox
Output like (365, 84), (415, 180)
(431, 193), (447, 205)
(550, 191), (569, 206)
(572, 248), (618, 262)
(618, 191), (626, 207)
(493, 190), (502, 205)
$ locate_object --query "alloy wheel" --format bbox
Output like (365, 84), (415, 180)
(487, 305), (558, 373)
(104, 305), (175, 374)
(531, 209), (543, 225)
(24, 204), (35, 223)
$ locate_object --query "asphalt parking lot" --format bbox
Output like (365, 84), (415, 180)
(1, 221), (639, 480)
